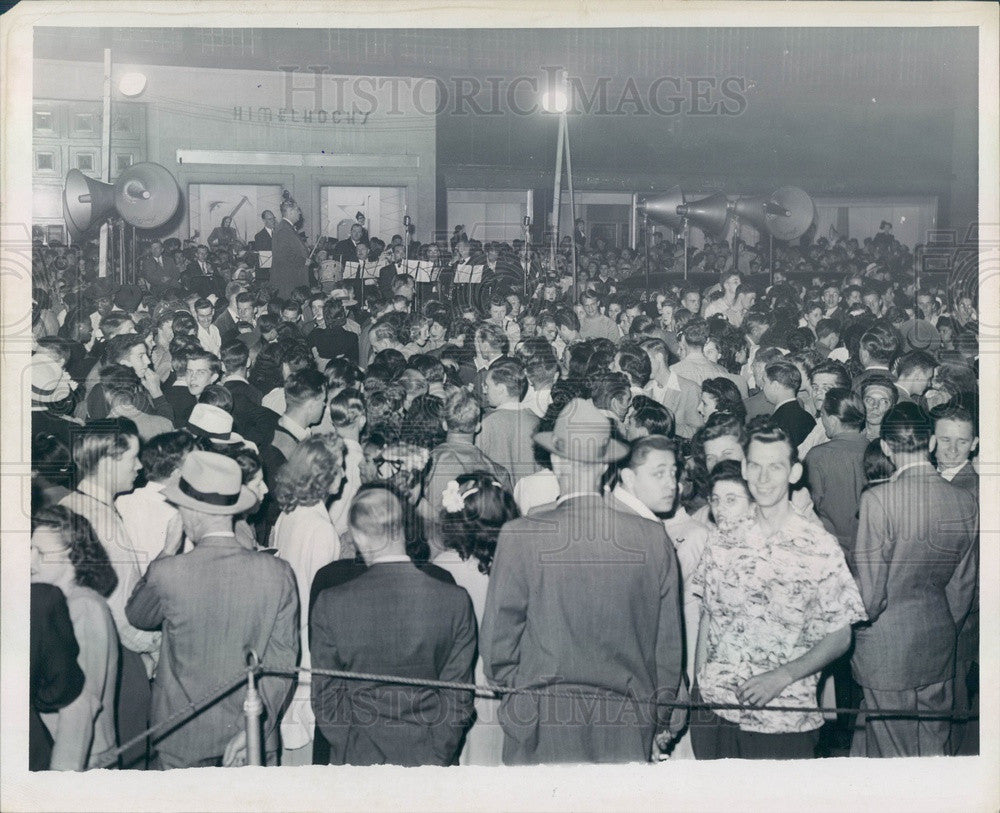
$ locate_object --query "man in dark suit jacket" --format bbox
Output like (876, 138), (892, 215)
(139, 240), (178, 291)
(183, 245), (226, 300)
(763, 360), (815, 449)
(127, 451), (298, 769)
(481, 399), (685, 764)
(930, 404), (980, 755)
(331, 223), (369, 268)
(271, 200), (310, 298)
(254, 210), (276, 251)
(804, 388), (870, 559)
(30, 582), (85, 771)
(311, 487), (476, 766)
(851, 404), (978, 758)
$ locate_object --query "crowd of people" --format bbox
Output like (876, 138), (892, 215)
(28, 201), (980, 770)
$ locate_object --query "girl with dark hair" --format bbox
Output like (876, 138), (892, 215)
(31, 506), (119, 770)
(437, 472), (520, 765)
(697, 377), (747, 424)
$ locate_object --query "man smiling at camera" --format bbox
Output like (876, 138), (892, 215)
(691, 424), (866, 760)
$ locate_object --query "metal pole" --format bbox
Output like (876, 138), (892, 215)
(98, 48), (112, 279)
(643, 211), (650, 292)
(563, 111), (578, 297)
(769, 233), (774, 287)
(630, 193), (638, 251)
(243, 662), (263, 767)
(118, 219), (126, 286)
(683, 220), (690, 281)
(549, 111), (565, 273)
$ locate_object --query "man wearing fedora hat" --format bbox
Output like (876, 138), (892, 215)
(126, 451), (299, 769)
(480, 399), (686, 764)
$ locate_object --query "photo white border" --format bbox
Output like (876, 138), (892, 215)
(2, 3), (997, 810)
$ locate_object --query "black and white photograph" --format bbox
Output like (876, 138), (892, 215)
(1, 2), (997, 810)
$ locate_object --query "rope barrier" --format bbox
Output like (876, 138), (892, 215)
(92, 666), (249, 769)
(267, 665), (979, 721)
(87, 660), (979, 770)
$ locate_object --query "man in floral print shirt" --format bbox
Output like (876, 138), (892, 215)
(690, 424), (867, 759)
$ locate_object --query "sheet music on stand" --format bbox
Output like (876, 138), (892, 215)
(453, 264), (484, 285)
(343, 261), (380, 282)
(405, 259), (439, 283)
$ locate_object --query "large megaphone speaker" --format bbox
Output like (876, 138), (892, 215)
(639, 185), (686, 231)
(63, 162), (181, 240)
(676, 191), (730, 237)
(731, 186), (815, 242)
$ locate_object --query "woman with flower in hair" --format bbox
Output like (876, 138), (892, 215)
(31, 506), (120, 770)
(271, 433), (346, 766)
(437, 472), (520, 766)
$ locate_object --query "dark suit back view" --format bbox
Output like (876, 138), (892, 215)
(480, 494), (684, 764)
(850, 462), (979, 757)
(310, 561), (477, 766)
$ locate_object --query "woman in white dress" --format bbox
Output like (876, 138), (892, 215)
(31, 506), (120, 770)
(435, 473), (520, 766)
(271, 434), (345, 766)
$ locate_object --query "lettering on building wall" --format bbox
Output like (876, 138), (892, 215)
(232, 106), (372, 125)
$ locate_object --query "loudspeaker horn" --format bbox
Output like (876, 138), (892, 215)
(63, 162), (182, 239)
(114, 162), (181, 230)
(63, 169), (117, 241)
(639, 185), (686, 231)
(761, 186), (815, 242)
(676, 191), (730, 237)
(729, 186), (815, 241)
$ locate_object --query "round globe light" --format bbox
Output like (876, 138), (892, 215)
(118, 72), (148, 97)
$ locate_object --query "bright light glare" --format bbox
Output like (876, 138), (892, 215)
(541, 87), (569, 113)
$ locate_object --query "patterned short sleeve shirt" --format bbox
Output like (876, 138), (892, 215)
(691, 507), (866, 733)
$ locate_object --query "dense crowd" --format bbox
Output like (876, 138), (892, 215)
(28, 204), (980, 769)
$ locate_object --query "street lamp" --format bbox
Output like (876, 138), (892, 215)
(541, 69), (578, 295)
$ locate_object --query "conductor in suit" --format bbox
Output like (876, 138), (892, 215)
(851, 403), (979, 757)
(311, 486), (477, 766)
(271, 198), (310, 298)
(481, 399), (686, 764)
(126, 452), (299, 769)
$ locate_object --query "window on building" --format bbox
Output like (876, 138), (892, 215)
(34, 110), (53, 131)
(35, 152), (55, 171)
(76, 153), (95, 172)
(74, 112), (95, 133)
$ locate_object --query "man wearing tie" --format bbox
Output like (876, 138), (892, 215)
(254, 210), (276, 252)
(140, 240), (177, 292)
(271, 199), (310, 298)
(378, 244), (405, 299)
(184, 245), (225, 299)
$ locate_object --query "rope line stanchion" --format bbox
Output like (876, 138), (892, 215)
(244, 650), (264, 767)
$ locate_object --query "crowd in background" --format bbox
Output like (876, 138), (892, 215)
(28, 207), (980, 769)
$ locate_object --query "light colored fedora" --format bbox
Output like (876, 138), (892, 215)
(186, 403), (245, 445)
(533, 398), (628, 464)
(162, 450), (258, 515)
